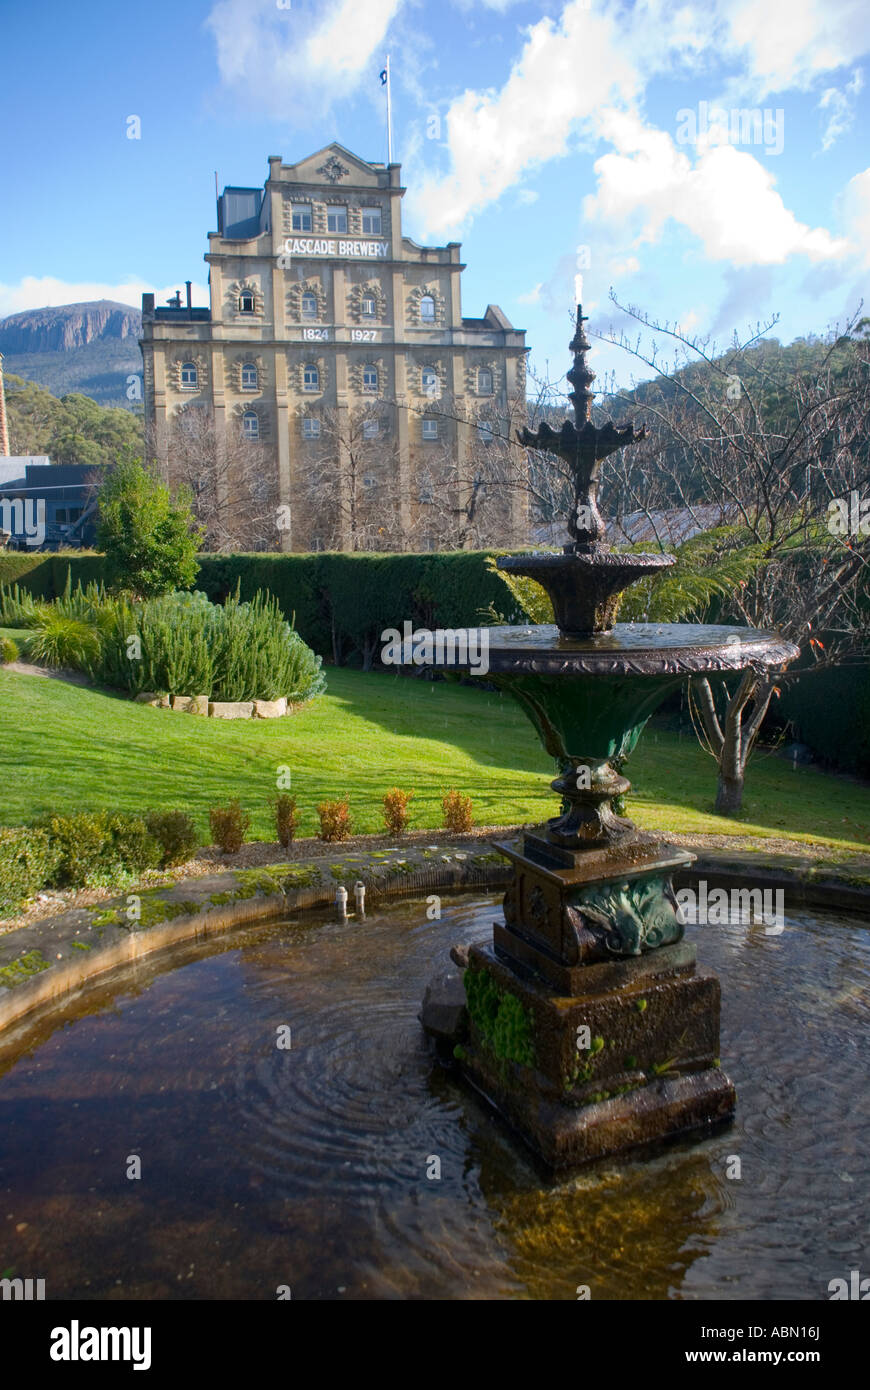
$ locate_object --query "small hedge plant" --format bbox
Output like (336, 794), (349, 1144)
(317, 799), (352, 843)
(383, 788), (413, 836)
(209, 801), (250, 854)
(0, 827), (61, 917)
(442, 789), (473, 833)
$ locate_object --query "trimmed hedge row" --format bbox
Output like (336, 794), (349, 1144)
(0, 550), (529, 667)
(779, 663), (870, 777)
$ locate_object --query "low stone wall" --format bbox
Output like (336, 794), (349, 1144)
(134, 693), (292, 719)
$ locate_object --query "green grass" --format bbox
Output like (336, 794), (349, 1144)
(0, 666), (867, 851)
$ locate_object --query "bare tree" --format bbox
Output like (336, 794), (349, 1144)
(300, 402), (404, 552)
(597, 295), (870, 814)
(163, 406), (280, 552)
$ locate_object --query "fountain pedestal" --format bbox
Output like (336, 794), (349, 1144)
(455, 824), (735, 1168)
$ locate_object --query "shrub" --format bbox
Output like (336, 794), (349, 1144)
(209, 800), (250, 854)
(442, 789), (473, 833)
(25, 613), (101, 671)
(97, 454), (203, 597)
(91, 585), (325, 704)
(0, 581), (42, 628)
(145, 811), (200, 867)
(382, 787), (414, 836)
(0, 827), (61, 918)
(31, 811), (161, 887)
(1, 635), (20, 664)
(272, 794), (300, 848)
(317, 798), (352, 843)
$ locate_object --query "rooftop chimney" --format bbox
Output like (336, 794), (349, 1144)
(186, 281), (192, 310)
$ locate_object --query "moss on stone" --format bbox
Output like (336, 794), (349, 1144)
(0, 949), (50, 989)
(464, 966), (535, 1069)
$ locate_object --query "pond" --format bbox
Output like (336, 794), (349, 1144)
(0, 891), (866, 1300)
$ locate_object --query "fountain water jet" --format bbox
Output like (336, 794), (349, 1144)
(419, 307), (800, 1168)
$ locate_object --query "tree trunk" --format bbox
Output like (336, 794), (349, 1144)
(714, 770), (744, 815)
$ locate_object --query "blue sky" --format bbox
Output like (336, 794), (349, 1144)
(1, 0), (868, 393)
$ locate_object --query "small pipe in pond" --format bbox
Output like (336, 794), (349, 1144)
(335, 886), (348, 921)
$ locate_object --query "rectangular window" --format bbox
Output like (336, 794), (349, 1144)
(302, 418), (321, 439)
(361, 207), (382, 235)
(55, 508), (68, 523)
(327, 206), (348, 233)
(291, 202), (312, 231)
(363, 420), (379, 439)
(422, 420), (438, 440)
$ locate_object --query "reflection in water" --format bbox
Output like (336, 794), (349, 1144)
(0, 894), (866, 1300)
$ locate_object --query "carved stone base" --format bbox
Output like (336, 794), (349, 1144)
(451, 941), (735, 1169)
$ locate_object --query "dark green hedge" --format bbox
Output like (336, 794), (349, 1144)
(0, 548), (527, 669)
(779, 663), (870, 776)
(189, 551), (528, 668)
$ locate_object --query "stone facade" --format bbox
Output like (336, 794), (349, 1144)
(140, 143), (529, 552)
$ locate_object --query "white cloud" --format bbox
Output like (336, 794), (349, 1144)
(517, 283), (543, 304)
(205, 0), (404, 120)
(406, 2), (640, 235)
(609, 256), (641, 278)
(817, 68), (864, 151)
(722, 0), (870, 99)
(840, 167), (870, 266)
(0, 278), (210, 319)
(585, 111), (848, 266)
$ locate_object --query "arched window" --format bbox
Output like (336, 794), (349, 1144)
(238, 291), (255, 313)
(419, 294), (436, 323)
(180, 362), (198, 389)
(477, 367), (494, 395)
(421, 366), (438, 398)
(422, 419), (438, 441)
(361, 295), (376, 319)
(302, 417), (321, 439)
(303, 364), (320, 392)
(241, 362), (258, 391)
(242, 411), (259, 440)
(301, 292), (318, 321)
(362, 365), (378, 393)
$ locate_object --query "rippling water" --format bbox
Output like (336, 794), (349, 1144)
(0, 893), (867, 1300)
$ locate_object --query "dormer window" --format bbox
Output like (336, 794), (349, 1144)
(419, 295), (436, 323)
(239, 291), (255, 313)
(180, 362), (198, 389)
(327, 206), (348, 233)
(241, 363), (258, 391)
(301, 292), (318, 321)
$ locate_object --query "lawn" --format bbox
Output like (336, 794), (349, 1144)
(0, 665), (867, 851)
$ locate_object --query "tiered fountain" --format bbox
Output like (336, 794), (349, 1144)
(421, 307), (799, 1168)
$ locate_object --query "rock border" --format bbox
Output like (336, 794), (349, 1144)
(0, 840), (867, 1044)
(134, 693), (293, 719)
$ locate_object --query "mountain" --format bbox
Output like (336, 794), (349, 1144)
(0, 300), (143, 408)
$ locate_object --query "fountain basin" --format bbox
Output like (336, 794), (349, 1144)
(0, 890), (865, 1300)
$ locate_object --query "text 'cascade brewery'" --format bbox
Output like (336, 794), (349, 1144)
(139, 142), (528, 554)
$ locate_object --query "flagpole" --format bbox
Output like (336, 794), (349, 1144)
(386, 53), (393, 164)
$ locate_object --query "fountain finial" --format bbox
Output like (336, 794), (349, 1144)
(567, 304), (595, 427)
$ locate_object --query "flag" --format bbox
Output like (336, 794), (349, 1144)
(379, 68), (388, 85)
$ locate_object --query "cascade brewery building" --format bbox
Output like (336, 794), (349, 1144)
(140, 143), (528, 552)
